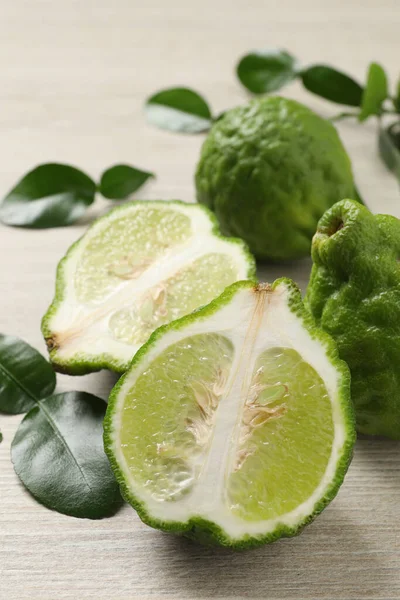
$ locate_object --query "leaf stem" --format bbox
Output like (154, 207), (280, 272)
(330, 111), (359, 122)
(331, 108), (398, 123)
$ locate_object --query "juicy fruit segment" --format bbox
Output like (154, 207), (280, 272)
(227, 348), (334, 522)
(195, 96), (355, 260)
(108, 253), (238, 346)
(119, 333), (234, 501)
(75, 208), (191, 304)
(42, 201), (255, 374)
(105, 280), (354, 548)
(119, 343), (334, 521)
(306, 199), (400, 439)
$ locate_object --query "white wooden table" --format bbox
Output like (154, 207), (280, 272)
(1, 1), (400, 598)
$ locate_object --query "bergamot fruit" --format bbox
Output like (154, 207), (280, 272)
(195, 96), (356, 260)
(104, 279), (354, 549)
(42, 201), (255, 375)
(306, 199), (400, 439)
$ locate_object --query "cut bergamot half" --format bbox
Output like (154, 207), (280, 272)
(104, 279), (355, 549)
(42, 201), (255, 374)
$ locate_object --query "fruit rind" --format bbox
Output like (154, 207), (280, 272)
(195, 96), (355, 260)
(104, 278), (355, 549)
(306, 198), (400, 438)
(41, 200), (256, 375)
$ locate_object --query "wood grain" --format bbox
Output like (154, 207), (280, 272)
(1, 0), (400, 598)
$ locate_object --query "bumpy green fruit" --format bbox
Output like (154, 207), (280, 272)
(195, 96), (355, 260)
(306, 199), (400, 439)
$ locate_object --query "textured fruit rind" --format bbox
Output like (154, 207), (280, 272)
(41, 200), (256, 376)
(306, 199), (400, 438)
(195, 96), (355, 260)
(104, 278), (355, 550)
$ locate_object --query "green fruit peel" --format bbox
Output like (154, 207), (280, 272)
(306, 199), (400, 438)
(195, 96), (356, 261)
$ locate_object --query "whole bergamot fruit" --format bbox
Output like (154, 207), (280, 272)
(306, 199), (400, 439)
(195, 96), (356, 260)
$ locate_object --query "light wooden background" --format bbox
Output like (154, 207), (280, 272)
(1, 1), (400, 598)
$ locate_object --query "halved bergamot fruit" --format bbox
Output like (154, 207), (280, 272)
(104, 279), (355, 549)
(42, 201), (255, 374)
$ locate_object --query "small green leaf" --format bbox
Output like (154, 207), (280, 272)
(393, 76), (400, 113)
(145, 88), (212, 133)
(379, 123), (400, 183)
(11, 392), (122, 519)
(300, 65), (363, 107)
(0, 163), (96, 228)
(359, 63), (389, 122)
(236, 49), (297, 94)
(0, 334), (56, 415)
(99, 164), (154, 200)
(0, 430), (3, 443)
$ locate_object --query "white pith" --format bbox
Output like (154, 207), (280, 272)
(46, 202), (251, 368)
(110, 282), (348, 540)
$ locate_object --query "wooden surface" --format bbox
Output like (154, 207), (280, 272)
(1, 1), (400, 598)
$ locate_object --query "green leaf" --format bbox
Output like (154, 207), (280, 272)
(0, 163), (96, 229)
(379, 123), (400, 183)
(300, 65), (363, 107)
(236, 49), (297, 94)
(359, 63), (389, 122)
(393, 76), (400, 113)
(145, 88), (212, 133)
(99, 164), (154, 200)
(11, 391), (122, 519)
(0, 334), (56, 415)
(0, 430), (2, 443)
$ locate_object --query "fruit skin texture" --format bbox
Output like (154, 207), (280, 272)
(104, 279), (355, 550)
(195, 96), (355, 260)
(306, 199), (400, 439)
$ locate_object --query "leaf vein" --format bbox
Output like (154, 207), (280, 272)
(0, 361), (38, 404)
(36, 398), (94, 493)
